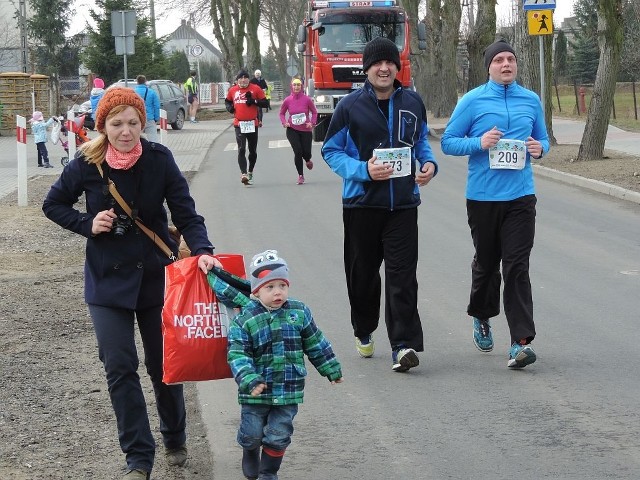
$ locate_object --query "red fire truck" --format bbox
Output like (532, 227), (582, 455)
(296, 0), (426, 141)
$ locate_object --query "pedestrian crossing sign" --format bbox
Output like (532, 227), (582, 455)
(527, 10), (554, 35)
(523, 0), (556, 10)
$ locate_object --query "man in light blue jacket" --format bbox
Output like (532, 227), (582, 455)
(134, 75), (160, 142)
(441, 38), (549, 369)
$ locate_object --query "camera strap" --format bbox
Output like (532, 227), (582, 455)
(96, 162), (177, 261)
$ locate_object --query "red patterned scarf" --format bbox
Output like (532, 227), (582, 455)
(105, 141), (142, 170)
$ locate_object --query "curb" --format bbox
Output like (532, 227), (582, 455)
(533, 165), (640, 205)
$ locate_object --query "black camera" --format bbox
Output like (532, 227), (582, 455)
(112, 214), (133, 236)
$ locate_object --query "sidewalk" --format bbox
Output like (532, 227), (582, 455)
(0, 119), (233, 200)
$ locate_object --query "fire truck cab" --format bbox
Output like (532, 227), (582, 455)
(297, 0), (426, 141)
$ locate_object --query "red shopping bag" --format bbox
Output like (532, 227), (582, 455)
(162, 254), (245, 384)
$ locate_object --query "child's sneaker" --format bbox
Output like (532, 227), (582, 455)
(507, 342), (536, 369)
(392, 347), (419, 372)
(473, 317), (494, 352)
(355, 335), (374, 358)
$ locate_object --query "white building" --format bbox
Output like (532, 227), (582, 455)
(163, 20), (222, 66)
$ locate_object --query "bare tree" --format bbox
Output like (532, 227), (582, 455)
(159, 0), (261, 81)
(261, 0), (306, 84)
(424, 0), (462, 117)
(401, 0), (429, 103)
(210, 0), (247, 80)
(466, 0), (497, 89)
(577, 0), (623, 161)
(620, 0), (640, 81)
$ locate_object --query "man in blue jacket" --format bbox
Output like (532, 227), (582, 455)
(134, 75), (161, 143)
(441, 39), (549, 369)
(322, 37), (437, 373)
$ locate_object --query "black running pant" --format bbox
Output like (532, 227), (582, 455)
(343, 207), (423, 351)
(285, 128), (313, 175)
(235, 127), (259, 174)
(466, 194), (537, 344)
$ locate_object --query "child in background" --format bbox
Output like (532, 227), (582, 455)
(29, 111), (56, 168)
(200, 249), (343, 480)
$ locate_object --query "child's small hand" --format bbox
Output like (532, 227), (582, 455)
(330, 377), (344, 385)
(251, 383), (266, 396)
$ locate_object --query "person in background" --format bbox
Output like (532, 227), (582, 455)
(29, 111), (56, 168)
(265, 82), (273, 111)
(279, 77), (317, 185)
(42, 87), (222, 480)
(225, 69), (268, 186)
(90, 77), (105, 122)
(440, 38), (549, 369)
(198, 249), (343, 480)
(184, 70), (199, 123)
(321, 37), (438, 373)
(134, 75), (161, 143)
(250, 69), (269, 125)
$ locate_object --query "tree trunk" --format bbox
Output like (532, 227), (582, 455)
(467, 0), (497, 90)
(429, 0), (462, 118)
(401, 0), (429, 104)
(514, 7), (539, 94)
(210, 0), (246, 81)
(577, 0), (623, 161)
(244, 1), (262, 72)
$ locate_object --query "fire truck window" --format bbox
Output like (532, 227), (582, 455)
(320, 25), (342, 52)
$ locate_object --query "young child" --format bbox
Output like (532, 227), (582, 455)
(29, 111), (56, 168)
(201, 250), (343, 480)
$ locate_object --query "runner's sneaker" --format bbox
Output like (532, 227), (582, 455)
(507, 343), (537, 369)
(241, 174), (249, 185)
(305, 160), (314, 170)
(297, 175), (305, 185)
(473, 317), (494, 352)
(355, 335), (374, 358)
(392, 347), (419, 372)
(247, 172), (254, 185)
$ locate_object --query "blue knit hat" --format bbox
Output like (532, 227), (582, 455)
(249, 250), (290, 294)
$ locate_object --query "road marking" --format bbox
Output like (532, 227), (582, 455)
(224, 140), (324, 151)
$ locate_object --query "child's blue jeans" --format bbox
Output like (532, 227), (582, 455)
(237, 404), (298, 451)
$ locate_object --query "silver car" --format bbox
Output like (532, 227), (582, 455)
(111, 79), (187, 130)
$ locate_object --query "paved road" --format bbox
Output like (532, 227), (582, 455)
(192, 113), (640, 479)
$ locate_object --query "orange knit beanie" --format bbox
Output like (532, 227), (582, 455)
(95, 87), (146, 132)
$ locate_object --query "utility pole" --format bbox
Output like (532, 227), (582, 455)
(149, 0), (156, 40)
(19, 0), (28, 73)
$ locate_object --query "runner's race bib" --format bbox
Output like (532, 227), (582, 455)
(239, 120), (255, 134)
(373, 147), (411, 178)
(291, 113), (306, 125)
(489, 139), (526, 170)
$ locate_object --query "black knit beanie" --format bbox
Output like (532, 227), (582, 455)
(363, 37), (401, 72)
(483, 39), (517, 71)
(236, 69), (250, 80)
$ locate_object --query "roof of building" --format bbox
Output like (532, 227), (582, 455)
(166, 20), (222, 60)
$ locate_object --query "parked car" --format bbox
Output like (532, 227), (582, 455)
(111, 79), (187, 130)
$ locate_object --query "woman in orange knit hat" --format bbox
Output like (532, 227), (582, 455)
(43, 87), (222, 479)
